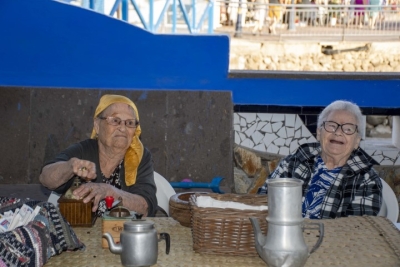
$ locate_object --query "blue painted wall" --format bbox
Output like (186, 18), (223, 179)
(1, 0), (399, 108)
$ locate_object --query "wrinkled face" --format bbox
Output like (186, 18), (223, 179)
(94, 103), (137, 151)
(317, 110), (361, 160)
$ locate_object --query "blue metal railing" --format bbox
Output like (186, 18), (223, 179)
(63, 0), (215, 34)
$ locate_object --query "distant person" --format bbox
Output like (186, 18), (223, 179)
(258, 100), (382, 219)
(368, 0), (383, 29)
(252, 0), (268, 35)
(39, 94), (157, 217)
(306, 0), (319, 25)
(268, 0), (284, 34)
(354, 0), (366, 27)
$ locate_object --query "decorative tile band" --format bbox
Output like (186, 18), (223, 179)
(234, 113), (400, 166)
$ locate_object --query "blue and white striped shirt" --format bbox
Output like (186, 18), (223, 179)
(302, 156), (342, 219)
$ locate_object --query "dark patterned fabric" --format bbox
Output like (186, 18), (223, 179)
(0, 197), (85, 267)
(95, 161), (123, 217)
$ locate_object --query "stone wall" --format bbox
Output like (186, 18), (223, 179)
(0, 87), (233, 188)
(230, 41), (400, 72)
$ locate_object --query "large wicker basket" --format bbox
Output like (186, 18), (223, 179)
(189, 193), (268, 256)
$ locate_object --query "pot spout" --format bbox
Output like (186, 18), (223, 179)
(102, 233), (123, 254)
(249, 217), (266, 255)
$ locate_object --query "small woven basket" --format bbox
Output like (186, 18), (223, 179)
(189, 193), (268, 256)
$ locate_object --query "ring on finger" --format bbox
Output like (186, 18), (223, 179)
(79, 167), (87, 171)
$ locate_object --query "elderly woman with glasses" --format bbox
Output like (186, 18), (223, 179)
(258, 100), (382, 219)
(39, 94), (157, 217)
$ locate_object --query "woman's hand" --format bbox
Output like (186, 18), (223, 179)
(70, 158), (97, 182)
(72, 182), (110, 212)
(40, 158), (97, 190)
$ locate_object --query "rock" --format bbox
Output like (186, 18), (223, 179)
(367, 64), (375, 72)
(343, 64), (356, 72)
(230, 57), (239, 69)
(229, 42), (400, 73)
(344, 53), (354, 62)
(390, 61), (399, 68)
(271, 56), (279, 64)
(361, 63), (370, 71)
(333, 63), (344, 71)
(251, 53), (262, 63)
(319, 56), (332, 65)
(238, 56), (246, 69)
(267, 158), (281, 174)
(354, 59), (362, 68)
(263, 57), (272, 65)
(233, 167), (252, 193)
(248, 167), (268, 194)
(369, 57), (381, 67)
(369, 124), (392, 138)
(267, 62), (278, 70)
(258, 63), (267, 70)
(284, 61), (296, 70)
(376, 64), (392, 72)
(332, 54), (342, 60)
(302, 65), (313, 71)
(246, 61), (258, 70)
(367, 116), (387, 126)
(234, 146), (262, 177)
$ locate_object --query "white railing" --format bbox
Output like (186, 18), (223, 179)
(217, 0), (400, 41)
(59, 0), (400, 40)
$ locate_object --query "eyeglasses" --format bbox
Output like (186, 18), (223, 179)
(322, 121), (358, 135)
(99, 116), (139, 128)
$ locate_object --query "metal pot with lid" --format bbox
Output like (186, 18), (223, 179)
(103, 220), (170, 267)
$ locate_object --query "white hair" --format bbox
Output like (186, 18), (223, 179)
(317, 100), (364, 138)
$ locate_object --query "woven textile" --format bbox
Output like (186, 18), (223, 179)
(0, 197), (85, 267)
(46, 216), (400, 267)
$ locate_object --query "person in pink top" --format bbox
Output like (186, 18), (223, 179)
(354, 0), (366, 27)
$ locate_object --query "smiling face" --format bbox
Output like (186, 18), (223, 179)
(94, 103), (137, 153)
(317, 110), (361, 167)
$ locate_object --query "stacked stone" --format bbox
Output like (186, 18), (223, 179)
(230, 51), (400, 71)
(367, 115), (393, 138)
(230, 42), (400, 72)
(233, 144), (282, 194)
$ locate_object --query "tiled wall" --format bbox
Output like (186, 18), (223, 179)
(234, 112), (400, 166)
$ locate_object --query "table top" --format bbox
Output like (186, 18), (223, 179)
(45, 216), (400, 267)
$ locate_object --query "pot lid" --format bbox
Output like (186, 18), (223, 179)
(124, 219), (155, 231)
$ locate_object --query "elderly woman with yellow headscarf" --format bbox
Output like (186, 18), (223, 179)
(39, 95), (157, 217)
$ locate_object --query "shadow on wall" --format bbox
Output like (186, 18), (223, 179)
(0, 87), (234, 189)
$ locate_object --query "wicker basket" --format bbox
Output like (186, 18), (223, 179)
(169, 192), (209, 227)
(189, 193), (268, 256)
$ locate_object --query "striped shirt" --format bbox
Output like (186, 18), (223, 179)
(302, 156), (341, 219)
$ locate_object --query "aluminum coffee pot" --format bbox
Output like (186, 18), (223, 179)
(103, 220), (170, 267)
(250, 178), (324, 267)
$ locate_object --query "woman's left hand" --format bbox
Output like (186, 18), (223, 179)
(72, 183), (110, 212)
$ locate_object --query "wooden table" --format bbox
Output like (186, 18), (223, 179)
(45, 216), (400, 267)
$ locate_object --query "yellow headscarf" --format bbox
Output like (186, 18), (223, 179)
(90, 94), (143, 186)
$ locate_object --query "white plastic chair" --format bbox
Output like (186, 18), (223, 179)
(377, 178), (399, 223)
(154, 171), (176, 216)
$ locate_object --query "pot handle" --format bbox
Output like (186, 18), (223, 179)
(303, 222), (324, 254)
(159, 232), (170, 255)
